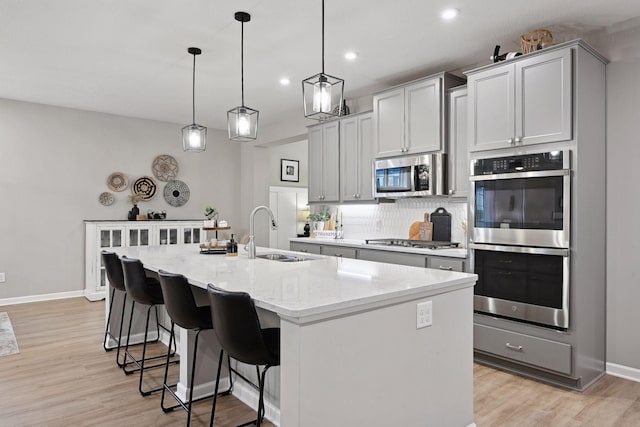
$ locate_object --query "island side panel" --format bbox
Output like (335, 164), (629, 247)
(280, 286), (474, 427)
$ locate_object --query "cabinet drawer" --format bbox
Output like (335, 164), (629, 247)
(320, 245), (357, 259)
(358, 249), (427, 267)
(474, 324), (572, 375)
(427, 257), (465, 272)
(290, 242), (322, 255)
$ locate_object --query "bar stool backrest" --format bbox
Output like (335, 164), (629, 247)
(158, 270), (205, 330)
(101, 251), (125, 292)
(121, 257), (156, 305)
(207, 284), (278, 367)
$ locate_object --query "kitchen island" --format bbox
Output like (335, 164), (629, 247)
(114, 244), (477, 427)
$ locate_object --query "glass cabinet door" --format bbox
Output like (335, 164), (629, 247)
(183, 227), (202, 244)
(127, 227), (152, 247)
(158, 227), (180, 245)
(98, 227), (124, 287)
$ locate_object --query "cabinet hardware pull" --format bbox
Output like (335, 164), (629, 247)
(515, 136), (521, 143)
(334, 254), (343, 257)
(505, 342), (523, 351)
(300, 249), (307, 252)
(498, 260), (512, 263)
(498, 271), (513, 276)
(438, 265), (453, 271)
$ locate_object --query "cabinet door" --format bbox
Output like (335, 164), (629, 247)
(183, 225), (203, 244)
(357, 248), (427, 267)
(290, 241), (322, 254)
(157, 226), (180, 245)
(127, 226), (152, 247)
(340, 116), (359, 202)
(320, 245), (357, 259)
(321, 121), (340, 202)
(405, 77), (442, 154)
(468, 64), (515, 152)
(427, 256), (465, 272)
(358, 113), (375, 201)
(515, 49), (572, 146)
(448, 88), (469, 198)
(374, 88), (405, 158)
(308, 125), (324, 202)
(98, 226), (125, 288)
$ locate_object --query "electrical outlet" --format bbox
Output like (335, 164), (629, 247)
(416, 301), (432, 329)
(0, 272), (5, 283)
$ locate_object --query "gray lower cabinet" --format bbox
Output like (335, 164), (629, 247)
(474, 324), (572, 375)
(320, 245), (357, 258)
(290, 241), (322, 254)
(290, 242), (467, 272)
(356, 248), (428, 268)
(427, 257), (465, 272)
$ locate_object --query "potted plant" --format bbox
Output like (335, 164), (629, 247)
(204, 205), (219, 228)
(307, 208), (331, 232)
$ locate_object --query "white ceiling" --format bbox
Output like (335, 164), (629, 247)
(2, 0), (639, 132)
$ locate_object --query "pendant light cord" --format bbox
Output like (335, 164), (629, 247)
(192, 52), (196, 124)
(241, 20), (245, 107)
(321, 0), (325, 74)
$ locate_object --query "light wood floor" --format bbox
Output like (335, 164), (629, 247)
(1, 297), (639, 426)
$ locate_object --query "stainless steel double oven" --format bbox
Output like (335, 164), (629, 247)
(469, 150), (571, 330)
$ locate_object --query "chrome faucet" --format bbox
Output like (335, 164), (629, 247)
(246, 205), (278, 259)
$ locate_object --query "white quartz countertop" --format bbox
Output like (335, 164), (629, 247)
(116, 244), (476, 324)
(289, 237), (468, 259)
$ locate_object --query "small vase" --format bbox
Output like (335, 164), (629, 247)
(313, 221), (325, 232)
(127, 204), (140, 221)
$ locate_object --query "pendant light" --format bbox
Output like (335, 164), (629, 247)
(302, 0), (344, 121)
(228, 11), (259, 141)
(182, 47), (207, 152)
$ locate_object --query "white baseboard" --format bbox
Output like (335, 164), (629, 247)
(0, 290), (85, 307)
(607, 362), (640, 383)
(232, 377), (280, 427)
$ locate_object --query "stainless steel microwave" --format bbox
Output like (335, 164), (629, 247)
(374, 153), (447, 198)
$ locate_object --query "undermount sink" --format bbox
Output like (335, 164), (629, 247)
(257, 253), (310, 262)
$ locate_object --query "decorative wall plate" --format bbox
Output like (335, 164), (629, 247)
(98, 191), (115, 206)
(163, 180), (190, 207)
(107, 172), (129, 192)
(131, 176), (157, 201)
(152, 154), (179, 182)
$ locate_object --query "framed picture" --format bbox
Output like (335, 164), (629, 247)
(280, 159), (299, 182)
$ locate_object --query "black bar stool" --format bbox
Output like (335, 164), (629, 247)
(158, 271), (233, 426)
(101, 250), (134, 367)
(121, 256), (178, 396)
(207, 284), (280, 427)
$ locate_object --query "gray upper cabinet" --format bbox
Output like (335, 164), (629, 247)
(340, 112), (374, 202)
(468, 48), (572, 152)
(373, 87), (405, 157)
(448, 86), (468, 198)
(405, 78), (442, 154)
(308, 121), (340, 203)
(374, 73), (465, 158)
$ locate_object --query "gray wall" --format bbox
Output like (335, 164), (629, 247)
(606, 59), (640, 370)
(268, 140), (308, 188)
(0, 98), (240, 300)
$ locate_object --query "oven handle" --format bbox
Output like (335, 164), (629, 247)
(469, 243), (569, 257)
(470, 169), (569, 181)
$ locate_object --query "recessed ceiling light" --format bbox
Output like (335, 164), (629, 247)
(279, 77), (290, 86)
(441, 8), (459, 20)
(344, 51), (358, 61)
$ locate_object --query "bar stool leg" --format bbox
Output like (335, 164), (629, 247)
(103, 287), (117, 352)
(115, 293), (128, 367)
(209, 349), (225, 427)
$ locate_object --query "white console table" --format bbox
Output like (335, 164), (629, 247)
(84, 220), (205, 301)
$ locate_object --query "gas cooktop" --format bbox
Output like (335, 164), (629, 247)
(364, 238), (460, 249)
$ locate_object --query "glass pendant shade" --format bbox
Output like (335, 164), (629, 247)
(183, 47), (207, 152)
(228, 11), (259, 142)
(302, 72), (344, 120)
(302, 0), (345, 121)
(228, 106), (258, 141)
(182, 123), (207, 152)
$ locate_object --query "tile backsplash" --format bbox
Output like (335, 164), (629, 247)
(322, 199), (469, 246)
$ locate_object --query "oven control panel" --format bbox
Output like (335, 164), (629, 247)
(473, 151), (565, 175)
